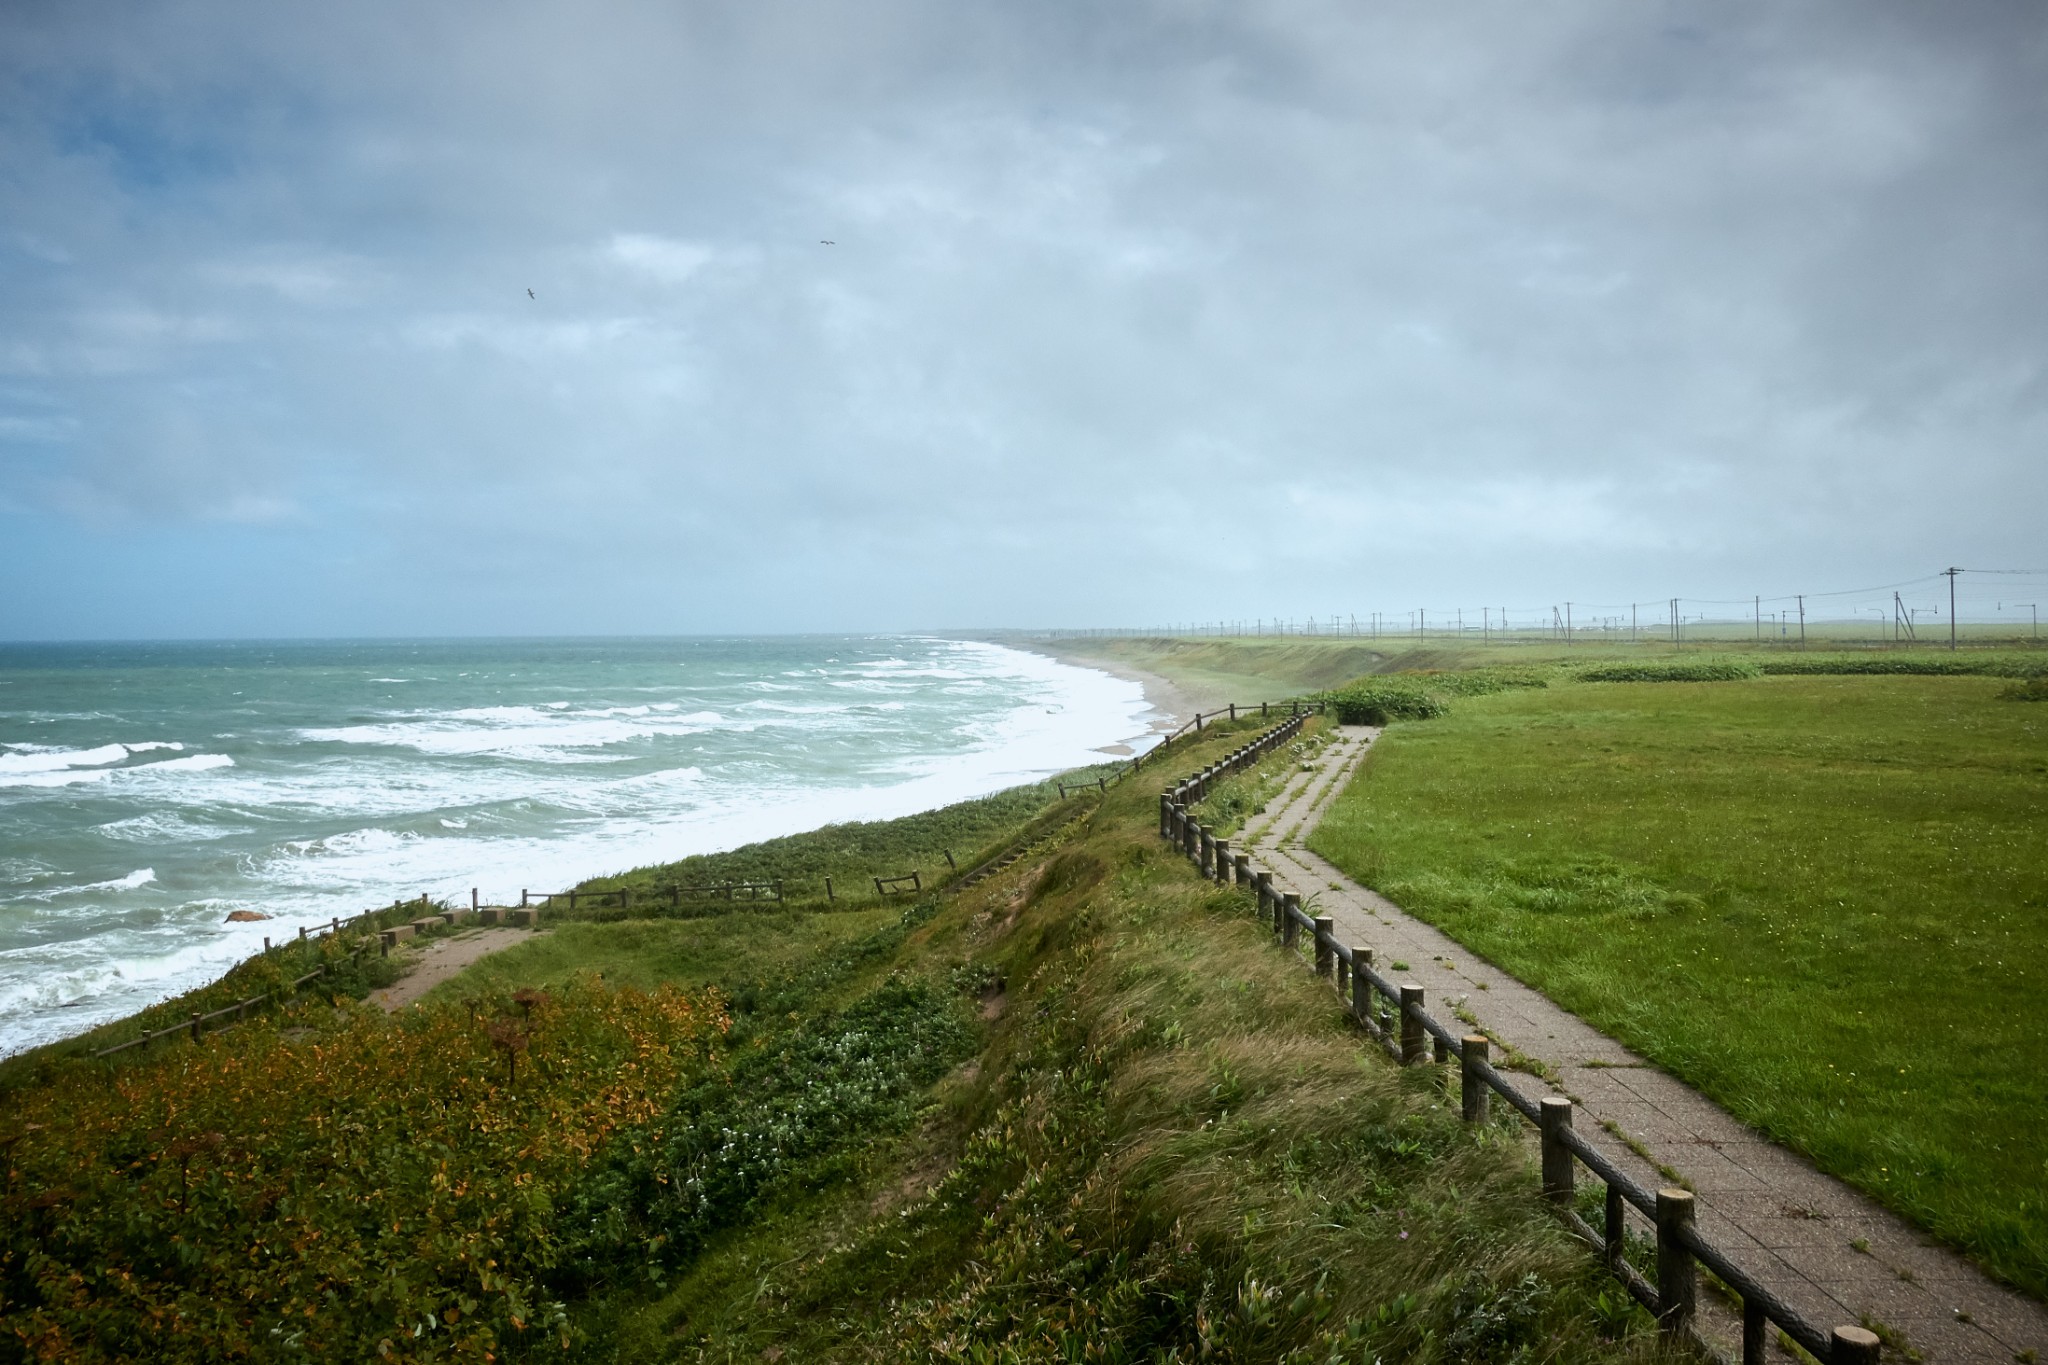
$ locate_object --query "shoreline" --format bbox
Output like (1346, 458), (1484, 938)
(1, 640), (1165, 1059)
(1013, 641), (1238, 739)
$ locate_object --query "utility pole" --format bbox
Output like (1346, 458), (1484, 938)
(1565, 602), (1573, 645)
(1754, 595), (1760, 644)
(1419, 608), (1426, 642)
(1944, 567), (1961, 651)
(1671, 598), (1680, 644)
(1483, 606), (1489, 643)
(1631, 602), (1637, 643)
(1797, 594), (1806, 650)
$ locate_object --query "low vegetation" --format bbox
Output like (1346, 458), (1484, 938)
(1308, 668), (2048, 1296)
(562, 772), (1114, 910)
(1, 716), (1658, 1363)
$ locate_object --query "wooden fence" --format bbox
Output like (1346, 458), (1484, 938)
(1161, 718), (1882, 1365)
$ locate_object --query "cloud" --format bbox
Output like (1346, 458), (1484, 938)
(606, 234), (716, 285)
(0, 0), (2042, 638)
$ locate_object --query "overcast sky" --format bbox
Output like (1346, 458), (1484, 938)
(1, 0), (2043, 639)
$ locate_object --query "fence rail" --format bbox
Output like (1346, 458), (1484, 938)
(1161, 716), (1882, 1365)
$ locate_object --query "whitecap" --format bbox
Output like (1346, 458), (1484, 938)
(0, 743), (129, 774)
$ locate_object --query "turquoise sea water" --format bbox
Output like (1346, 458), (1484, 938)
(0, 636), (1156, 1055)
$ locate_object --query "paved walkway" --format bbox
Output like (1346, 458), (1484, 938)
(1240, 724), (2045, 1364)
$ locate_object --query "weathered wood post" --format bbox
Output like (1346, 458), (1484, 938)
(825, 876), (835, 902)
(190, 1012), (203, 1042)
(1313, 917), (1334, 978)
(1228, 703), (1236, 720)
(1461, 1036), (1490, 1123)
(1830, 1326), (1881, 1365)
(1261, 701), (1269, 717)
(1280, 893), (1302, 949)
(1198, 826), (1215, 877)
(1212, 838), (1231, 883)
(1399, 984), (1425, 1064)
(1160, 793), (1173, 837)
(1233, 852), (1251, 887)
(1605, 1184), (1626, 1275)
(471, 888), (479, 912)
(1540, 1098), (1575, 1205)
(521, 889), (529, 907)
(1350, 946), (1373, 1024)
(1334, 945), (1350, 996)
(1254, 871), (1274, 925)
(944, 849), (956, 870)
(1655, 1188), (1697, 1340)
(263, 936), (271, 951)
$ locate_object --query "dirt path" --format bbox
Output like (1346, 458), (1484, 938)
(1244, 725), (2046, 1364)
(369, 927), (536, 1012)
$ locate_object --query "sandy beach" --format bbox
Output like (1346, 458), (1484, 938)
(1014, 641), (1241, 745)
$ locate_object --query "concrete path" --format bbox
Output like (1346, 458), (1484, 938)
(369, 927), (534, 1012)
(1242, 725), (2046, 1364)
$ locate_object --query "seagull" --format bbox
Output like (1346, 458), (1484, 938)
(527, 288), (535, 299)
(820, 240), (834, 245)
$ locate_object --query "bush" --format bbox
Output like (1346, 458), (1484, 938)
(1762, 655), (2044, 678)
(0, 979), (725, 1363)
(2001, 676), (2048, 702)
(1408, 668), (1551, 697)
(557, 976), (975, 1282)
(1576, 661), (1762, 683)
(1325, 684), (1449, 725)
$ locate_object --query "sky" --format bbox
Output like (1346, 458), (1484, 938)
(1, 0), (2044, 639)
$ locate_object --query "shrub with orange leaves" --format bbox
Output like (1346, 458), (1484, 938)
(0, 977), (725, 1363)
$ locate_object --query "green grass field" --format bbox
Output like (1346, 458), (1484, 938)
(1307, 671), (2048, 1295)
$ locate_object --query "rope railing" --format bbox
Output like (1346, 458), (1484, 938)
(1162, 717), (1883, 1365)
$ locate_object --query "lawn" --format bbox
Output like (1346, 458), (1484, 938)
(1308, 672), (2048, 1295)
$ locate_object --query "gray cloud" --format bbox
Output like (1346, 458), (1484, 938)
(1, 0), (2043, 637)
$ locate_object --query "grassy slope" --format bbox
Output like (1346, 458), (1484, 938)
(1307, 672), (2048, 1296)
(562, 773), (1113, 907)
(460, 717), (1658, 1363)
(1039, 637), (1397, 703)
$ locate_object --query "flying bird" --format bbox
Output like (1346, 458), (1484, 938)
(820, 240), (834, 245)
(526, 288), (535, 299)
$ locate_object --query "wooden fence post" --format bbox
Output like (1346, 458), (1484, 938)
(1160, 793), (1173, 837)
(1461, 1036), (1490, 1122)
(1830, 1327), (1881, 1365)
(190, 1012), (202, 1042)
(1233, 852), (1251, 887)
(1281, 894), (1302, 949)
(1254, 871), (1274, 923)
(1213, 838), (1232, 883)
(1398, 984), (1425, 1064)
(1540, 1098), (1575, 1205)
(1350, 946), (1373, 1024)
(1313, 917), (1334, 978)
(1656, 1188), (1697, 1339)
(825, 876), (835, 902)
(1198, 826), (1215, 876)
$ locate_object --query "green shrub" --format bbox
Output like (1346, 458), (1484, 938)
(0, 979), (725, 1363)
(1326, 684), (1449, 725)
(1762, 655), (2044, 678)
(556, 976), (974, 1284)
(1407, 667), (1552, 696)
(1576, 661), (1762, 683)
(2001, 676), (2048, 702)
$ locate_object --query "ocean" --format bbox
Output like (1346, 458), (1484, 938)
(0, 636), (1157, 1056)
